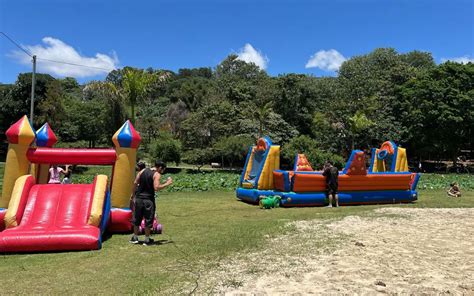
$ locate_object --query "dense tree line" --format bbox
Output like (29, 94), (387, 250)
(0, 48), (472, 169)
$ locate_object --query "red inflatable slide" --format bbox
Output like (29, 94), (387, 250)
(0, 175), (110, 253)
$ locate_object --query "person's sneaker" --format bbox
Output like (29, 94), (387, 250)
(143, 238), (154, 246)
(129, 235), (139, 244)
(326, 204), (333, 208)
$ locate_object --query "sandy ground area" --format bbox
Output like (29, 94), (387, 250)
(199, 208), (474, 295)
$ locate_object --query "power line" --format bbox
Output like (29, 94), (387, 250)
(0, 32), (115, 71)
(1, 32), (116, 123)
(0, 31), (32, 57)
(37, 57), (115, 71)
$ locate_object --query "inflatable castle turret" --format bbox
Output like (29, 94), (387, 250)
(108, 120), (141, 232)
(0, 116), (35, 210)
(32, 123), (58, 184)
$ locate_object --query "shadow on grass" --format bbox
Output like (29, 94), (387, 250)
(129, 239), (174, 246)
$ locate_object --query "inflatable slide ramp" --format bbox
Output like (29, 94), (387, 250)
(0, 175), (110, 253)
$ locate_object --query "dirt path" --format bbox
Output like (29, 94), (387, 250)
(201, 208), (474, 295)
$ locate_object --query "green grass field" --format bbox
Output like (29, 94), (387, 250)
(0, 163), (473, 293)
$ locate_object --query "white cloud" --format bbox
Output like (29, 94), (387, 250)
(441, 55), (474, 64)
(305, 49), (346, 71)
(236, 43), (269, 70)
(10, 37), (119, 78)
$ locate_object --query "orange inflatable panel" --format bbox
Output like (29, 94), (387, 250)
(273, 170), (295, 191)
(273, 171), (285, 191)
(292, 173), (412, 192)
(292, 173), (326, 192)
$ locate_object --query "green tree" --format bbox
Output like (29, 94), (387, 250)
(335, 48), (434, 150)
(253, 101), (273, 137)
(165, 100), (189, 137)
(0, 83), (14, 144)
(137, 96), (170, 145)
(37, 80), (66, 129)
(274, 74), (321, 135)
(167, 77), (217, 112)
(122, 68), (154, 124)
(60, 77), (81, 93)
(312, 111), (341, 152)
(398, 61), (474, 162)
(149, 132), (182, 166)
(178, 67), (213, 79)
(216, 54), (266, 80)
(348, 111), (375, 150)
(60, 98), (106, 147)
(182, 148), (214, 171)
(282, 135), (345, 169)
(215, 54), (268, 104)
(83, 81), (127, 138)
(1, 73), (55, 129)
(213, 135), (254, 168)
(181, 100), (239, 148)
(237, 104), (298, 144)
(400, 50), (436, 70)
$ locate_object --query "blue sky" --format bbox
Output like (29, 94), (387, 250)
(0, 0), (473, 83)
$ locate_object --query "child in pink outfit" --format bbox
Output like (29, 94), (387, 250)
(48, 165), (69, 184)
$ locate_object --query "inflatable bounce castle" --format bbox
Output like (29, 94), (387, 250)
(237, 137), (421, 206)
(0, 116), (140, 252)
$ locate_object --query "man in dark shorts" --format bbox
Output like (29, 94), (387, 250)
(323, 161), (339, 207)
(129, 160), (173, 245)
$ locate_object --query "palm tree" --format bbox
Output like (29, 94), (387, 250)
(83, 81), (127, 134)
(348, 111), (375, 150)
(122, 68), (153, 124)
(253, 101), (273, 137)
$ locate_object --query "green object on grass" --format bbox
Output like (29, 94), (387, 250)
(259, 195), (281, 209)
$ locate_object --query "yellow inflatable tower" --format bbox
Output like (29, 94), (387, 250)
(240, 137), (280, 190)
(110, 120), (141, 208)
(370, 141), (409, 173)
(0, 116), (36, 208)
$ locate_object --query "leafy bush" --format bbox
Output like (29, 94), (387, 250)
(282, 135), (345, 169)
(418, 174), (474, 190)
(213, 135), (254, 168)
(149, 132), (182, 166)
(182, 148), (214, 171)
(162, 172), (240, 192)
(68, 166), (112, 184)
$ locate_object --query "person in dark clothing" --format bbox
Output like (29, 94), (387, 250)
(447, 182), (461, 197)
(136, 161), (146, 172)
(129, 160), (173, 245)
(323, 161), (339, 207)
(130, 161), (148, 209)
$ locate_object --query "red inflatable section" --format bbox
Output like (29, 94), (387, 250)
(0, 183), (102, 252)
(0, 210), (5, 232)
(345, 151), (367, 175)
(27, 148), (117, 165)
(108, 208), (133, 233)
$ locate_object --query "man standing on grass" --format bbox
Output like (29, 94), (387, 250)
(129, 160), (173, 246)
(323, 161), (339, 207)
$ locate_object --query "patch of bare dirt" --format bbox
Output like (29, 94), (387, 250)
(200, 208), (474, 295)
